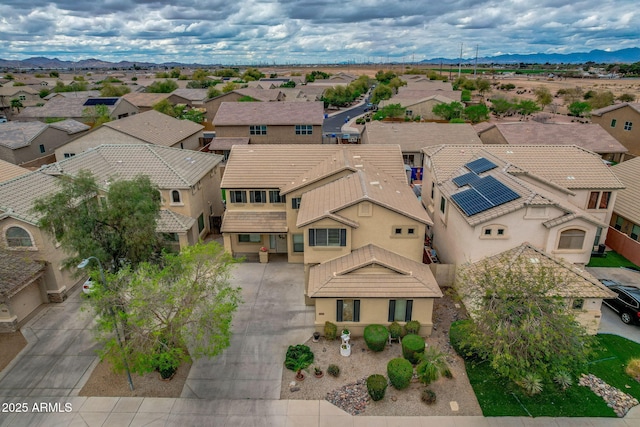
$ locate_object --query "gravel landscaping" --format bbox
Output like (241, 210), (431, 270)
(279, 291), (483, 416)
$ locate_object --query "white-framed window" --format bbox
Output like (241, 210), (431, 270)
(624, 121), (633, 131)
(171, 190), (182, 204)
(295, 125), (313, 135)
(19, 95), (26, 101)
(292, 233), (304, 252)
(308, 228), (346, 247)
(250, 190), (266, 203)
(388, 299), (413, 322)
(269, 190), (285, 203)
(229, 190), (247, 203)
(558, 229), (585, 250)
(337, 299), (360, 322)
(403, 154), (415, 166)
(250, 125), (267, 135)
(238, 234), (261, 243)
(291, 197), (301, 209)
(6, 226), (33, 247)
(587, 191), (611, 210)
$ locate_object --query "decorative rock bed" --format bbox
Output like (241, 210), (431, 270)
(578, 373), (639, 417)
(325, 377), (370, 415)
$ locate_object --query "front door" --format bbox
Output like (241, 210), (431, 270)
(270, 234), (288, 253)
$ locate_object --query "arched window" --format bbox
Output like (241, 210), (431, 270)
(558, 229), (585, 250)
(171, 190), (181, 204)
(6, 226), (33, 247)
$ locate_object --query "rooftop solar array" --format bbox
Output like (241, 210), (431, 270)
(465, 157), (497, 174)
(452, 172), (482, 187)
(450, 175), (520, 217)
(83, 98), (119, 106)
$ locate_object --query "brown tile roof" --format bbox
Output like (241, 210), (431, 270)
(611, 157), (640, 223)
(49, 119), (91, 134)
(213, 101), (324, 126)
(221, 211), (287, 233)
(221, 145), (408, 190)
(297, 168), (431, 228)
(0, 121), (47, 149)
(0, 248), (46, 297)
(40, 144), (223, 189)
(18, 97), (131, 119)
(170, 89), (209, 102)
(469, 243), (615, 299)
(479, 122), (627, 154)
(103, 110), (203, 146)
(233, 88), (283, 102)
(0, 86), (39, 96)
(591, 102), (640, 117)
(157, 209), (196, 233)
(363, 122), (482, 150)
(0, 171), (62, 224)
(122, 92), (171, 108)
(308, 244), (443, 298)
(207, 137), (250, 151)
(384, 90), (461, 104)
(0, 160), (29, 182)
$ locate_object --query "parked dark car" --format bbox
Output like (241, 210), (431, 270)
(602, 283), (640, 325)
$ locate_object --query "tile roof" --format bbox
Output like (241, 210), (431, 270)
(0, 86), (39, 96)
(221, 145), (408, 190)
(591, 102), (640, 117)
(213, 101), (324, 126)
(40, 144), (223, 189)
(122, 92), (171, 107)
(102, 110), (203, 146)
(206, 137), (250, 151)
(0, 170), (63, 224)
(611, 157), (640, 223)
(383, 90), (461, 105)
(48, 119), (91, 134)
(18, 97), (125, 119)
(0, 121), (47, 149)
(468, 243), (615, 299)
(363, 122), (482, 150)
(297, 168), (431, 228)
(43, 91), (101, 100)
(0, 248), (46, 296)
(233, 88), (283, 102)
(308, 244), (443, 298)
(0, 160), (29, 182)
(478, 122), (627, 154)
(221, 211), (287, 233)
(157, 209), (196, 233)
(170, 89), (208, 102)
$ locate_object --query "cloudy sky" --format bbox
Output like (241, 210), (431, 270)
(0, 0), (638, 64)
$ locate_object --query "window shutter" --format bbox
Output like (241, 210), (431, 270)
(388, 300), (396, 322)
(340, 229), (347, 246)
(354, 300), (360, 322)
(309, 229), (315, 246)
(405, 300), (413, 322)
(336, 300), (343, 322)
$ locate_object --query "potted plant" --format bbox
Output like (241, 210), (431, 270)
(341, 328), (350, 339)
(312, 331), (320, 342)
(259, 246), (268, 263)
(340, 343), (351, 357)
(285, 344), (314, 382)
(314, 366), (323, 378)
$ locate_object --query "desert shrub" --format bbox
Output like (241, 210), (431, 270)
(626, 359), (640, 379)
(518, 373), (543, 395)
(388, 321), (403, 339)
(324, 321), (337, 340)
(284, 345), (314, 373)
(553, 370), (573, 390)
(327, 364), (340, 377)
(421, 388), (436, 404)
(416, 346), (451, 385)
(366, 374), (388, 401)
(402, 334), (425, 364)
(449, 319), (477, 359)
(405, 320), (420, 335)
(387, 358), (413, 390)
(364, 324), (388, 352)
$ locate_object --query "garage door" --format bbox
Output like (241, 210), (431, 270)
(11, 282), (44, 322)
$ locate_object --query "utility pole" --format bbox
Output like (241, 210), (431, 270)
(458, 43), (463, 79)
(474, 45), (479, 77)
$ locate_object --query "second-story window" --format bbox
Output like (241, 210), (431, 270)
(250, 125), (267, 135)
(295, 125), (313, 135)
(624, 121), (633, 131)
(269, 190), (285, 203)
(250, 190), (266, 203)
(308, 228), (346, 247)
(229, 190), (247, 203)
(291, 197), (301, 209)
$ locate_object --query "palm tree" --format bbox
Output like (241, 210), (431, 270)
(416, 346), (452, 385)
(10, 98), (23, 113)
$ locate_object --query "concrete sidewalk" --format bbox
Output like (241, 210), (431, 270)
(2, 397), (639, 426)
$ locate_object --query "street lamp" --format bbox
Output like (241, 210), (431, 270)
(78, 256), (134, 391)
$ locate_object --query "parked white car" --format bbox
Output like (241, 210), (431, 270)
(82, 278), (94, 295)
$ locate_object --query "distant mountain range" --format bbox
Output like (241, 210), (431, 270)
(1, 48), (639, 69)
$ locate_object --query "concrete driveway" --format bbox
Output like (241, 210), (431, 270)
(181, 261), (314, 399)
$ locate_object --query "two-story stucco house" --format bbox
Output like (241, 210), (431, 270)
(221, 145), (442, 336)
(421, 145), (624, 267)
(18, 96), (139, 124)
(213, 101), (324, 144)
(591, 103), (640, 159)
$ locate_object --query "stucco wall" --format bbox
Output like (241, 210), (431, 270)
(215, 124), (322, 144)
(54, 127), (144, 161)
(592, 107), (640, 157)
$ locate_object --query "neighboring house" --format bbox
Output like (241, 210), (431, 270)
(591, 103), (640, 159)
(421, 145), (624, 266)
(168, 89), (209, 107)
(203, 89), (285, 128)
(0, 248), (47, 332)
(361, 122), (482, 168)
(122, 92), (171, 112)
(17, 97), (139, 124)
(201, 137), (250, 164)
(477, 122), (628, 163)
(459, 243), (615, 334)
(607, 157), (640, 265)
(54, 110), (204, 161)
(0, 160), (29, 182)
(220, 144), (442, 335)
(0, 86), (41, 113)
(0, 120), (90, 165)
(43, 90), (102, 100)
(42, 144), (225, 246)
(379, 94), (460, 121)
(213, 101), (324, 144)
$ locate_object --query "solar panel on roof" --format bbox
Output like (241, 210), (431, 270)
(452, 172), (481, 187)
(465, 157), (497, 174)
(83, 98), (118, 106)
(472, 176), (520, 206)
(451, 188), (493, 216)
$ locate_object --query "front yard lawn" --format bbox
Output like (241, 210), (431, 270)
(587, 250), (640, 269)
(463, 332), (640, 417)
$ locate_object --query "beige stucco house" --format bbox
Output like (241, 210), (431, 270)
(203, 89), (285, 127)
(591, 103), (640, 159)
(122, 92), (172, 112)
(379, 94), (460, 121)
(53, 110), (204, 161)
(421, 145), (624, 267)
(0, 86), (41, 114)
(17, 96), (139, 124)
(607, 157), (640, 265)
(221, 145), (442, 336)
(213, 101), (324, 144)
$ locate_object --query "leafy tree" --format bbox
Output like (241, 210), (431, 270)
(222, 81), (238, 93)
(207, 87), (222, 99)
(455, 252), (594, 392)
(587, 91), (615, 109)
(370, 84), (393, 105)
(305, 70), (330, 83)
(4, 73), (14, 80)
(515, 99), (541, 119)
(39, 88), (51, 98)
(33, 171), (162, 273)
(214, 68), (240, 78)
(152, 99), (178, 117)
(93, 242), (242, 375)
(432, 101), (464, 121)
(568, 101), (592, 117)
(322, 85), (355, 108)
(100, 83), (130, 97)
(192, 69), (209, 81)
(238, 96), (257, 102)
(375, 70), (397, 85)
(10, 98), (23, 113)
(388, 77), (407, 93)
(82, 104), (112, 127)
(475, 78), (491, 99)
(561, 87), (584, 104)
(181, 108), (204, 124)
(170, 67), (181, 78)
(463, 104), (489, 123)
(242, 68), (264, 81)
(280, 81), (296, 88)
(372, 103), (405, 120)
(49, 71), (59, 78)
(146, 79), (178, 93)
(534, 86), (553, 111)
(490, 97), (516, 118)
(617, 93), (636, 103)
(416, 346), (451, 385)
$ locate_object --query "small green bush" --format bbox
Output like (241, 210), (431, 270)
(421, 388), (436, 404)
(405, 320), (420, 335)
(626, 359), (640, 379)
(366, 374), (388, 401)
(387, 358), (413, 390)
(324, 321), (337, 340)
(364, 324), (388, 352)
(402, 334), (425, 364)
(284, 345), (314, 373)
(388, 321), (403, 339)
(327, 364), (340, 377)
(449, 319), (477, 359)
